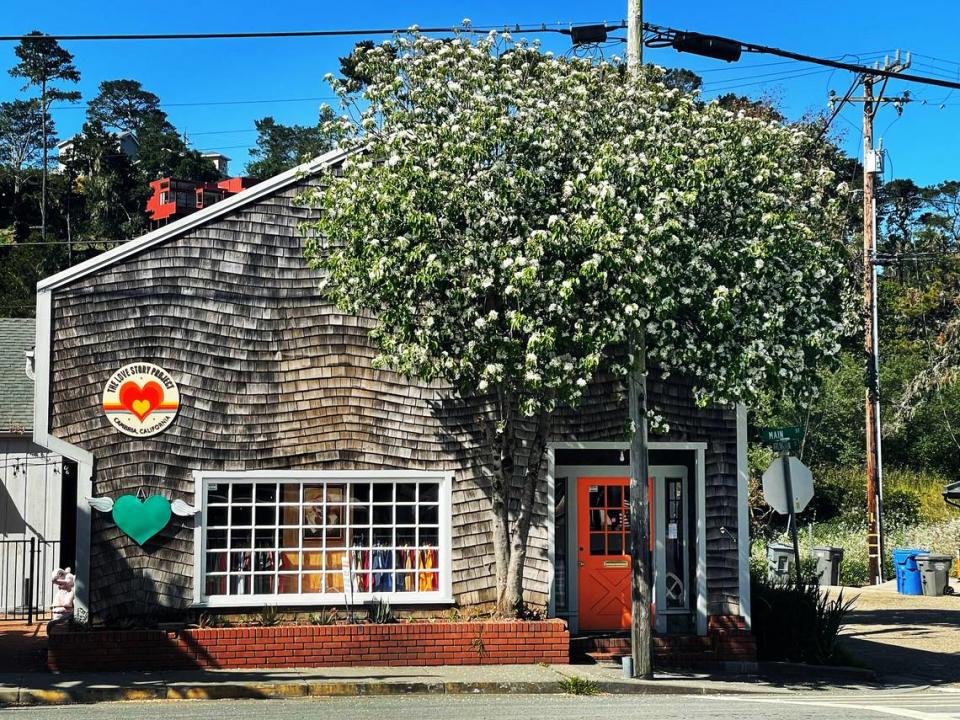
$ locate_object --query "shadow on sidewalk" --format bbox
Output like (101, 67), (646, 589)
(0, 620), (48, 673)
(840, 606), (960, 685)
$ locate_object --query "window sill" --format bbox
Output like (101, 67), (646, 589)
(193, 592), (455, 608)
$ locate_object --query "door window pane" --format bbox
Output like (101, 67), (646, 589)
(590, 533), (606, 555)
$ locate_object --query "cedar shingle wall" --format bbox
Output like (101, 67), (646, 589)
(47, 182), (742, 621)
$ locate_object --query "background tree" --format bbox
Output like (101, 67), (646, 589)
(302, 32), (848, 615)
(245, 107), (342, 180)
(9, 30), (81, 238)
(661, 67), (702, 94)
(86, 79), (164, 134)
(66, 120), (148, 243)
(0, 99), (54, 239)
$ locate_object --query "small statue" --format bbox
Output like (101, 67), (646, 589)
(50, 567), (76, 622)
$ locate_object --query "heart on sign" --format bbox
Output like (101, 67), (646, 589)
(118, 380), (164, 422)
(111, 495), (172, 546)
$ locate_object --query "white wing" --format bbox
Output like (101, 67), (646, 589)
(87, 497), (114, 513)
(170, 499), (200, 517)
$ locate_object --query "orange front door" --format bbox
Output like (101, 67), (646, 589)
(577, 477), (631, 631)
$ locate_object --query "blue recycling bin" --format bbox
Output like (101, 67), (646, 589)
(893, 548), (924, 595)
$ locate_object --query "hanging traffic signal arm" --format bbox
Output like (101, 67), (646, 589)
(643, 22), (960, 91)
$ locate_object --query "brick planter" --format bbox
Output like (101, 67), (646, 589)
(47, 619), (569, 672)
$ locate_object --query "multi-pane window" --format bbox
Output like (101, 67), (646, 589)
(588, 483), (630, 556)
(195, 472), (451, 606)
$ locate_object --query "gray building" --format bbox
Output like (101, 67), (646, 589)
(1, 318), (66, 618)
(32, 149), (751, 649)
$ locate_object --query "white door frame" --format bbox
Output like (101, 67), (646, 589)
(547, 441), (707, 636)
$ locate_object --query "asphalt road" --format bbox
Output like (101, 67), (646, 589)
(7, 691), (960, 720)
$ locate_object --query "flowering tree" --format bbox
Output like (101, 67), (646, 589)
(301, 31), (848, 616)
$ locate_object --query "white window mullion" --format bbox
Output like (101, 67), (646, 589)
(195, 471), (453, 607)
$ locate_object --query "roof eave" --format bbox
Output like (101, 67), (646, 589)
(37, 146), (348, 293)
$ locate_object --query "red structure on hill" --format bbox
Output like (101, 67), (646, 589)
(146, 176), (258, 226)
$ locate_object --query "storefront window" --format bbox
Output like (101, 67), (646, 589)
(196, 472), (451, 606)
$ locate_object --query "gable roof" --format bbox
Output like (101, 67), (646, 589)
(0, 317), (35, 433)
(37, 146), (349, 293)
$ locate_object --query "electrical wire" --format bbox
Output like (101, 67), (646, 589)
(0, 23), (578, 42)
(644, 22), (960, 91)
(690, 51), (891, 74)
(51, 96), (338, 111)
(704, 68), (834, 93)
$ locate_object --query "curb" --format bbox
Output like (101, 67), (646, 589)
(754, 662), (878, 683)
(0, 677), (765, 706)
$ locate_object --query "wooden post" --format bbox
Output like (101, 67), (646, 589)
(629, 336), (652, 678)
(863, 76), (882, 586)
(626, 0), (653, 681)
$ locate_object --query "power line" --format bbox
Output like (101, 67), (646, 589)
(691, 50), (891, 74)
(704, 68), (834, 93)
(0, 23), (578, 43)
(645, 23), (960, 91)
(51, 96), (338, 111)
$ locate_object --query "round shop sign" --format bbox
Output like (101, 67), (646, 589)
(102, 363), (180, 437)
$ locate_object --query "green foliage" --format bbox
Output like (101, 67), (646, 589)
(367, 598), (394, 624)
(66, 121), (148, 242)
(0, 236), (70, 316)
(86, 79), (163, 134)
(661, 67), (702, 94)
(800, 465), (957, 528)
(559, 676), (600, 695)
(0, 99), (52, 173)
(9, 31), (80, 92)
(751, 571), (856, 664)
(197, 611), (232, 628)
(256, 604), (282, 627)
(470, 628), (486, 657)
(303, 29), (847, 615)
(303, 31), (847, 417)
(308, 608), (340, 625)
(245, 108), (343, 180)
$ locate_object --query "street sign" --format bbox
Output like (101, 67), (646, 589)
(759, 426), (803, 443)
(762, 456), (814, 515)
(768, 439), (796, 452)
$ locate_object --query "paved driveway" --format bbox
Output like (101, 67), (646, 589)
(835, 580), (960, 685)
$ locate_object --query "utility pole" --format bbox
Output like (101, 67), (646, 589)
(862, 74), (881, 585)
(626, 0), (653, 681)
(845, 51), (910, 585)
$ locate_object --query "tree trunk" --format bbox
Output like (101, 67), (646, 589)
(485, 395), (551, 618)
(500, 411), (551, 615)
(41, 78), (47, 239)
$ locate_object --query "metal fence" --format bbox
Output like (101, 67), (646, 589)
(0, 538), (61, 623)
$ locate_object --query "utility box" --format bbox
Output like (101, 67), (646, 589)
(813, 546), (844, 586)
(865, 148), (884, 174)
(766, 543), (796, 583)
(916, 554), (953, 597)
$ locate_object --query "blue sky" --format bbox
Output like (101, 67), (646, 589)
(1, 1), (958, 185)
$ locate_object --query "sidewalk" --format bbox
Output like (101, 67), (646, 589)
(832, 577), (960, 685)
(0, 662), (872, 707)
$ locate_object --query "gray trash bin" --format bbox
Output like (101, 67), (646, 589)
(813, 546), (844, 586)
(766, 543), (796, 583)
(916, 554), (953, 596)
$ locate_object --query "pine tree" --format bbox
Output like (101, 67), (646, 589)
(9, 31), (81, 238)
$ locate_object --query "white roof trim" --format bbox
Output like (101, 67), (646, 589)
(37, 146), (349, 292)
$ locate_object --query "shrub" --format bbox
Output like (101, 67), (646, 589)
(750, 570), (856, 664)
(883, 486), (922, 530)
(367, 598), (394, 624)
(256, 605), (282, 627)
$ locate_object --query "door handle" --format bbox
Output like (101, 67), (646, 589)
(578, 561), (585, 568)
